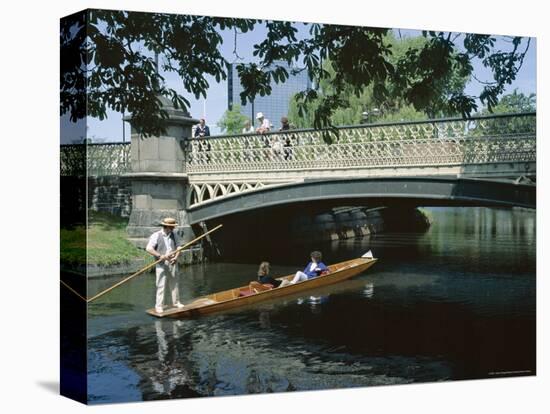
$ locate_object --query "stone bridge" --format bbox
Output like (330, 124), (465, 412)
(60, 102), (536, 246)
(185, 113), (535, 220)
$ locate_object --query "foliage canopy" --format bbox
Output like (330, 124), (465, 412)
(217, 104), (249, 134)
(60, 10), (532, 142)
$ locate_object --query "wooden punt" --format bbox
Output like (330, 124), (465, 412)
(146, 253), (378, 318)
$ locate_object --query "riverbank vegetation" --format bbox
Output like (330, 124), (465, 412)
(61, 211), (149, 266)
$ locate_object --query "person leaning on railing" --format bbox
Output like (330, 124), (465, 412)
(240, 119), (256, 162)
(255, 112), (273, 161)
(279, 116), (295, 161)
(255, 112), (271, 134)
(194, 118), (211, 163)
(242, 119), (255, 134)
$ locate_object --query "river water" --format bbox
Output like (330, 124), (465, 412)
(86, 207), (536, 404)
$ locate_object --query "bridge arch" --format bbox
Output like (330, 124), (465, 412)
(187, 176), (535, 224)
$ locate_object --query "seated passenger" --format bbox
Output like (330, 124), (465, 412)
(257, 261), (290, 288)
(290, 251), (328, 284)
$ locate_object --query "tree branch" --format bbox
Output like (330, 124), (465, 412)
(232, 27), (244, 62)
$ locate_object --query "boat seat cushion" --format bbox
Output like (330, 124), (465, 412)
(239, 289), (254, 297)
(249, 281), (274, 292)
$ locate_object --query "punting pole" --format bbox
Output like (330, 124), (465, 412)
(61, 224), (223, 303)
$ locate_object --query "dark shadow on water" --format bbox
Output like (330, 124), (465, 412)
(88, 302), (136, 316)
(86, 207), (536, 402)
(37, 380), (59, 394)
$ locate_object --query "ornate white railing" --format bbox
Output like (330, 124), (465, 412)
(186, 113), (536, 174)
(60, 142), (131, 176)
(60, 113), (536, 179)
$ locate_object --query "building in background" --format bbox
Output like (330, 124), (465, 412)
(227, 61), (312, 131)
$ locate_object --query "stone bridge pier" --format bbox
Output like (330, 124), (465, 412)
(124, 97), (198, 248)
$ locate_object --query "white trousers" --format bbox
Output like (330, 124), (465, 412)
(291, 271), (309, 284)
(155, 264), (180, 308)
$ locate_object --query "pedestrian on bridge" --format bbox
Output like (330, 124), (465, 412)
(194, 118), (211, 138)
(279, 116), (295, 160)
(194, 118), (211, 163)
(256, 112), (271, 134)
(255, 112), (273, 160)
(242, 119), (255, 134)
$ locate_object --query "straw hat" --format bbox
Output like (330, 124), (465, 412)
(160, 217), (178, 227)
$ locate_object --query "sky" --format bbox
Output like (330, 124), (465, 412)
(60, 20), (536, 144)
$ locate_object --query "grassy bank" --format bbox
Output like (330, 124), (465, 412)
(61, 211), (149, 266)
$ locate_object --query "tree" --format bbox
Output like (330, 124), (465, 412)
(480, 89), (536, 114)
(288, 34), (459, 127)
(61, 10), (256, 137)
(475, 89), (536, 135)
(61, 10), (532, 142)
(217, 105), (249, 134)
(387, 33), (470, 118)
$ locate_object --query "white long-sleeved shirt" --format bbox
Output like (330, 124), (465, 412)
(146, 230), (177, 255)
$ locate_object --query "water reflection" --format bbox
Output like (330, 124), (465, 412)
(295, 295), (330, 313)
(362, 282), (374, 298)
(152, 320), (191, 396)
(87, 207), (536, 403)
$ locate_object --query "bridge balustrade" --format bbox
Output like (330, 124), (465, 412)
(186, 112), (535, 173)
(60, 113), (535, 177)
(60, 142), (131, 176)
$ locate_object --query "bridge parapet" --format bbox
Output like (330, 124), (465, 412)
(60, 113), (536, 211)
(186, 112), (535, 175)
(60, 142), (131, 177)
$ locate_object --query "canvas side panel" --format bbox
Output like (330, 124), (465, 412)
(60, 9), (88, 405)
